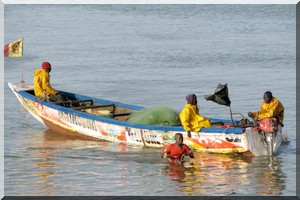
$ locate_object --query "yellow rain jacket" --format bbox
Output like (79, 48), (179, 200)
(33, 69), (57, 98)
(179, 103), (211, 132)
(252, 97), (284, 124)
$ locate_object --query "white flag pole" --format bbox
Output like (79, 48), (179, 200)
(20, 58), (25, 84)
(19, 38), (26, 87)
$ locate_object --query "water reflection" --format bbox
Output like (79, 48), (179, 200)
(30, 129), (89, 196)
(29, 129), (135, 195)
(254, 156), (286, 196)
(28, 130), (286, 196)
(162, 153), (286, 196)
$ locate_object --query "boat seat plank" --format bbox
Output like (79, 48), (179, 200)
(74, 104), (115, 110)
(113, 112), (132, 117)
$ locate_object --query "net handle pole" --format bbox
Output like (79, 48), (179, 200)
(229, 105), (234, 126)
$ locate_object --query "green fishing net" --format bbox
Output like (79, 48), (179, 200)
(97, 114), (113, 118)
(127, 106), (181, 126)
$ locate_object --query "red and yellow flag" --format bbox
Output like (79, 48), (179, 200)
(4, 38), (23, 57)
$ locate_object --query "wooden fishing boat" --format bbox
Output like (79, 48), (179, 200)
(8, 82), (283, 156)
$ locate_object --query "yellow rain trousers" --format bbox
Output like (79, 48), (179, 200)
(179, 103), (211, 132)
(33, 69), (57, 98)
(251, 97), (284, 124)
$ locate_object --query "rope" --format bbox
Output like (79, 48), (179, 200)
(20, 107), (30, 121)
(205, 127), (230, 151)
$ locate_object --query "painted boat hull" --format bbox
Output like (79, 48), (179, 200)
(8, 82), (282, 156)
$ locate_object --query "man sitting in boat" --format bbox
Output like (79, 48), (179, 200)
(33, 61), (64, 102)
(179, 94), (211, 138)
(248, 91), (284, 125)
(161, 133), (194, 165)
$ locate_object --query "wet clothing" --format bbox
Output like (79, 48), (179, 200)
(161, 143), (193, 164)
(250, 97), (284, 124)
(179, 103), (211, 132)
(33, 69), (58, 100)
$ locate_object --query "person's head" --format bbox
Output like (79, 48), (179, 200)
(175, 133), (183, 146)
(42, 61), (51, 72)
(186, 94), (197, 105)
(263, 91), (273, 103)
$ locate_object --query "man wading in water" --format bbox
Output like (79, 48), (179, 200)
(161, 133), (194, 165)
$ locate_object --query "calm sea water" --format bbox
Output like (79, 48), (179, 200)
(4, 4), (296, 196)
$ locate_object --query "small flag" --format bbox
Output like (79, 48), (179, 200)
(4, 38), (23, 57)
(204, 84), (231, 106)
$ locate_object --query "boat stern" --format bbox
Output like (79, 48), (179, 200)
(245, 125), (282, 156)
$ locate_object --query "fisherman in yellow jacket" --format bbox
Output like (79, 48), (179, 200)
(179, 94), (211, 138)
(248, 91), (284, 124)
(33, 61), (64, 102)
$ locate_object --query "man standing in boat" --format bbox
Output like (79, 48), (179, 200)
(33, 61), (64, 102)
(179, 94), (211, 138)
(161, 133), (194, 165)
(248, 91), (284, 125)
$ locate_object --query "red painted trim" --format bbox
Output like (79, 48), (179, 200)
(4, 44), (9, 57)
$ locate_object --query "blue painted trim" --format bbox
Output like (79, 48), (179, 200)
(210, 118), (241, 124)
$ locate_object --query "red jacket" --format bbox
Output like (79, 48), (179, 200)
(162, 143), (193, 163)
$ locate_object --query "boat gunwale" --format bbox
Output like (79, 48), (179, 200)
(11, 82), (246, 134)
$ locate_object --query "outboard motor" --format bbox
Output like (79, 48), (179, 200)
(257, 118), (278, 156)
